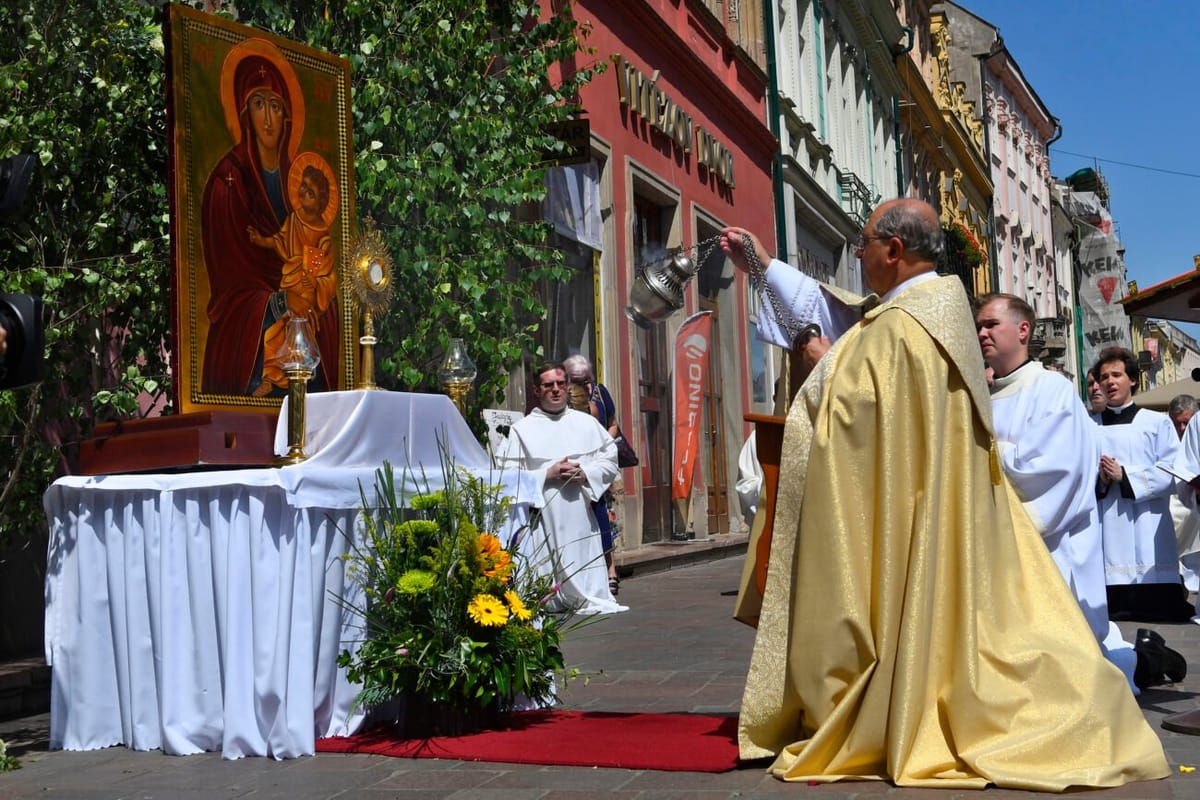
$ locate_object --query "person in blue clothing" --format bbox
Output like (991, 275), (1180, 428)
(563, 354), (622, 596)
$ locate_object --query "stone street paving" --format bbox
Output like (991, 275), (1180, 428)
(2, 553), (1199, 798)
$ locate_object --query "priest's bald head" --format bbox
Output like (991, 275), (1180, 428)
(857, 199), (944, 296)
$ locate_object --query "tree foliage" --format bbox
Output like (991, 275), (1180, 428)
(0, 0), (599, 547)
(0, 0), (171, 546)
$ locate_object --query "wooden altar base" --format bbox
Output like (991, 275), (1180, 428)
(79, 412), (277, 475)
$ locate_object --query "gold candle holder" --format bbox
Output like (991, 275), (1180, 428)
(276, 366), (314, 466)
(274, 315), (320, 467)
(438, 338), (477, 418)
(443, 379), (472, 416)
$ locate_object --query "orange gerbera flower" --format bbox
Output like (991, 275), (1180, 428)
(478, 532), (502, 556)
(478, 532), (513, 580)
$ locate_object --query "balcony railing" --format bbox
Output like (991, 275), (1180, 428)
(836, 168), (874, 227)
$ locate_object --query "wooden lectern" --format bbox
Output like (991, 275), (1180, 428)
(744, 348), (812, 593)
(744, 412), (784, 594)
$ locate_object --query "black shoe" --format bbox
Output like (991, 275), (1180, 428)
(1134, 628), (1187, 688)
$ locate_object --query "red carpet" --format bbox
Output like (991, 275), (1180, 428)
(316, 710), (741, 772)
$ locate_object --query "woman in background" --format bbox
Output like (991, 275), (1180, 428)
(563, 354), (622, 596)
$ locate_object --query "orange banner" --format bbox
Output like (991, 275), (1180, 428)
(671, 311), (713, 501)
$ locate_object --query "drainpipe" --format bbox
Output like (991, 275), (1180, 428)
(762, 0), (787, 259)
(894, 27), (914, 195)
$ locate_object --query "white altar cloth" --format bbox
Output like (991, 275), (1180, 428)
(45, 391), (535, 759)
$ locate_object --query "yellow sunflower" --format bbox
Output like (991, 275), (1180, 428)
(467, 593), (509, 627)
(505, 590), (532, 621)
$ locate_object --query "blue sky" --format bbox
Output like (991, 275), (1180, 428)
(960, 1), (1200, 300)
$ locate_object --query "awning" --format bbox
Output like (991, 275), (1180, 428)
(1121, 267), (1200, 324)
(1135, 376), (1200, 411)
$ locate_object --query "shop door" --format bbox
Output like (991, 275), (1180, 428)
(696, 218), (734, 536)
(633, 196), (673, 543)
(636, 324), (672, 542)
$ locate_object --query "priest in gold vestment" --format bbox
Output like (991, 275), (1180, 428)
(729, 200), (1168, 790)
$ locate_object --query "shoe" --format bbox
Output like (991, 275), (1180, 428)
(1134, 628), (1187, 688)
(608, 576), (620, 597)
(1138, 628), (1187, 682)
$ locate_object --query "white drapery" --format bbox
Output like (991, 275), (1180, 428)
(45, 391), (537, 759)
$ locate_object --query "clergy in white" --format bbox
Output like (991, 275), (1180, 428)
(495, 363), (626, 615)
(1167, 395), (1200, 592)
(735, 431), (762, 527)
(977, 294), (1137, 691)
(1093, 347), (1191, 622)
(1171, 402), (1200, 594)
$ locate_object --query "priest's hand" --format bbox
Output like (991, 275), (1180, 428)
(1099, 455), (1123, 485)
(719, 226), (770, 275)
(796, 334), (832, 381)
(549, 458), (585, 485)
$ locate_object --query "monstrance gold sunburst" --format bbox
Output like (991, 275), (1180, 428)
(346, 219), (394, 390)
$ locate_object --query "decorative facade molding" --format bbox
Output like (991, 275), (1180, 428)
(930, 14), (985, 157)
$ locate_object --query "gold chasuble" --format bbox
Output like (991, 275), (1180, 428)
(735, 276), (1168, 790)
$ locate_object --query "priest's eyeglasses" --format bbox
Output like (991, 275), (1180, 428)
(853, 232), (892, 254)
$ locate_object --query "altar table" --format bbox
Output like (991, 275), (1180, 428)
(44, 391), (535, 759)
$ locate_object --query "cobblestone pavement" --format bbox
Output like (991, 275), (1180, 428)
(2, 555), (1199, 799)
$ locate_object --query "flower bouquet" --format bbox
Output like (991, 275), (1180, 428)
(338, 459), (579, 736)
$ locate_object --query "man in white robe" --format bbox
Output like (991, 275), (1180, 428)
(975, 294), (1137, 691)
(735, 431), (761, 528)
(495, 362), (626, 615)
(1168, 394), (1200, 593)
(1093, 346), (1192, 621)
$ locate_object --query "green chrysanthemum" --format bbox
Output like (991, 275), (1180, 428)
(397, 569), (437, 595)
(410, 491), (445, 511)
(394, 519), (439, 539)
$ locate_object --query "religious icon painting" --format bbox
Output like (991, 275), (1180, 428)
(166, 4), (356, 413)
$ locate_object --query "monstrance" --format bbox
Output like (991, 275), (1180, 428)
(346, 219), (394, 390)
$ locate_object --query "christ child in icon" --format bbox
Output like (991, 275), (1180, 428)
(247, 151), (339, 396)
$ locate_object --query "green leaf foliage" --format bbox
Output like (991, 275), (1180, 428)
(0, 0), (171, 547)
(0, 0), (599, 547)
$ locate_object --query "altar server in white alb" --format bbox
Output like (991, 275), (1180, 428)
(495, 361), (626, 615)
(1093, 346), (1193, 622)
(1170, 399), (1200, 600)
(975, 294), (1138, 691)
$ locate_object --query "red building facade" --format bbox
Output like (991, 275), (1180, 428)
(539, 0), (777, 545)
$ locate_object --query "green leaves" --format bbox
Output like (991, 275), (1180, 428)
(0, 0), (601, 547)
(0, 0), (170, 546)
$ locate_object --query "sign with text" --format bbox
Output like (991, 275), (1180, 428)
(1074, 191), (1131, 369)
(671, 311), (714, 501)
